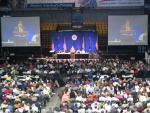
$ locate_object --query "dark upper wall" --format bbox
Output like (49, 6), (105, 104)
(10, 8), (145, 23)
(83, 9), (145, 22)
(11, 9), (72, 23)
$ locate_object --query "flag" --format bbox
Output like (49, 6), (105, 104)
(95, 37), (98, 50)
(89, 37), (91, 49)
(63, 37), (67, 51)
(82, 37), (85, 50)
(58, 37), (60, 50)
(51, 38), (54, 50)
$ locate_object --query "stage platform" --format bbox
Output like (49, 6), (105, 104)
(57, 53), (89, 59)
(8, 53), (99, 63)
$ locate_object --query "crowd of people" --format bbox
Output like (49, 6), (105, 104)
(0, 59), (55, 113)
(0, 56), (149, 113)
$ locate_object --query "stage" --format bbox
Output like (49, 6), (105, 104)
(57, 53), (89, 59)
(7, 52), (99, 64)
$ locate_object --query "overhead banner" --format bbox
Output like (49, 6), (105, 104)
(27, 3), (75, 8)
(27, 0), (76, 8)
(97, 0), (144, 7)
(26, 0), (144, 8)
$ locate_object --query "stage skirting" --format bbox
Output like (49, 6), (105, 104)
(57, 53), (89, 59)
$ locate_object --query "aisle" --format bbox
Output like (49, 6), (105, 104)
(42, 88), (61, 113)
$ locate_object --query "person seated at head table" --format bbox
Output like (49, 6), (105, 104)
(76, 50), (81, 53)
(31, 33), (40, 43)
(62, 50), (67, 53)
(58, 50), (62, 53)
(138, 31), (147, 42)
(81, 48), (85, 53)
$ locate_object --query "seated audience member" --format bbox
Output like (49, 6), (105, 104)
(61, 88), (70, 104)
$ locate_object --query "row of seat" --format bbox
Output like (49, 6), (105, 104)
(41, 22), (107, 27)
(40, 22), (108, 36)
(41, 22), (72, 30)
(96, 22), (107, 36)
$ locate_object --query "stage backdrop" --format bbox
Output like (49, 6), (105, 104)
(51, 31), (98, 53)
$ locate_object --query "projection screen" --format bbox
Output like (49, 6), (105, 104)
(108, 15), (148, 45)
(1, 17), (41, 47)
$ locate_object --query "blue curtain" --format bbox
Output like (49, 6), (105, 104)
(51, 31), (98, 53)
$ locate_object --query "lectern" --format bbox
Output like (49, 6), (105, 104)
(70, 52), (75, 59)
(120, 30), (136, 45)
(13, 31), (28, 46)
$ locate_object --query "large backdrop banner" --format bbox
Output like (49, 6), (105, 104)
(51, 31), (98, 53)
(26, 0), (144, 8)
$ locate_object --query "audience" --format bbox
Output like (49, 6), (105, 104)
(0, 56), (149, 113)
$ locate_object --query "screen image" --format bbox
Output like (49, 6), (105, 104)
(108, 15), (148, 45)
(1, 17), (41, 47)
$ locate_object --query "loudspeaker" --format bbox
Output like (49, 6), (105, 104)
(72, 9), (83, 27)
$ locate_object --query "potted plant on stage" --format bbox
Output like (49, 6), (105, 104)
(52, 54), (57, 59)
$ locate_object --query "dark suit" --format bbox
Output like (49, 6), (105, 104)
(14, 26), (26, 32)
(121, 25), (133, 30)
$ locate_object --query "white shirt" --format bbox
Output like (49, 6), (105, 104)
(127, 97), (133, 102)
(139, 95), (147, 102)
(135, 85), (139, 92)
(91, 102), (100, 108)
(25, 106), (30, 111)
(32, 106), (38, 112)
(13, 88), (20, 95)
(76, 96), (83, 102)
(104, 104), (111, 112)
(105, 96), (111, 102)
(97, 109), (106, 113)
(138, 32), (147, 41)
(78, 108), (85, 113)
(99, 96), (106, 102)
(32, 34), (39, 42)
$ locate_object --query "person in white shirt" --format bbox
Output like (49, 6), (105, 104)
(105, 96), (111, 102)
(127, 95), (133, 102)
(13, 87), (20, 95)
(4, 73), (9, 78)
(31, 33), (40, 43)
(99, 96), (106, 102)
(24, 103), (30, 112)
(81, 48), (85, 53)
(76, 94), (83, 102)
(86, 107), (93, 113)
(78, 107), (85, 113)
(92, 105), (98, 112)
(104, 102), (111, 112)
(138, 31), (147, 41)
(91, 102), (100, 109)
(139, 94), (147, 102)
(32, 104), (38, 113)
(97, 105), (106, 113)
(135, 84), (139, 92)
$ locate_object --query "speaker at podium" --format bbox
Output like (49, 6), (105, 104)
(70, 46), (76, 59)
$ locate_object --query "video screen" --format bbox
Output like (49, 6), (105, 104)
(108, 15), (148, 45)
(1, 17), (41, 47)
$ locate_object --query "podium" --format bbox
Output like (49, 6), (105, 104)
(13, 31), (28, 46)
(70, 52), (75, 59)
(120, 30), (136, 45)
